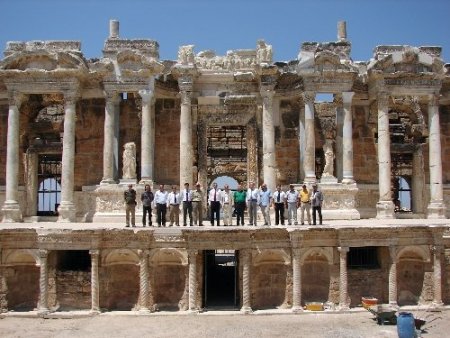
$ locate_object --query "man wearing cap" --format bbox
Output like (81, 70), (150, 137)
(192, 182), (203, 226)
(311, 184), (324, 225)
(124, 184), (137, 227)
(299, 184), (312, 225)
(286, 184), (299, 225)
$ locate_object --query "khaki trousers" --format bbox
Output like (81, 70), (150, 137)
(169, 204), (180, 226)
(126, 204), (136, 226)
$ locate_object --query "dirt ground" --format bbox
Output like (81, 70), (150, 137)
(0, 310), (449, 338)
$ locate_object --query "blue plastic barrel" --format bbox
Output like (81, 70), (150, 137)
(397, 312), (415, 338)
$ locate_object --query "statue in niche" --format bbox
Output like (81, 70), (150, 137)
(322, 139), (335, 177)
(256, 40), (273, 64)
(178, 45), (195, 65)
(122, 142), (136, 179)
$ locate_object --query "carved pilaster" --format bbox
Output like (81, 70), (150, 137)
(246, 118), (258, 186)
(138, 249), (151, 313)
(89, 250), (100, 313)
(240, 249), (252, 313)
(38, 249), (49, 314)
(338, 247), (349, 311)
(188, 249), (199, 312)
(292, 249), (303, 313)
(388, 246), (398, 307)
(431, 245), (444, 308)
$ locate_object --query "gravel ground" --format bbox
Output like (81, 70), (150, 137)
(1, 310), (448, 338)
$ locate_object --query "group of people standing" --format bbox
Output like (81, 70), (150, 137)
(123, 182), (324, 228)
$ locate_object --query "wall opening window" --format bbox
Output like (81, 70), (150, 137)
(347, 247), (380, 269)
(37, 154), (62, 216)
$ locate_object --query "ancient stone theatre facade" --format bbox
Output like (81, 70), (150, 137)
(0, 20), (449, 314)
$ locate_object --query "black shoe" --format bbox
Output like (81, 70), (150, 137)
(125, 225), (130, 228)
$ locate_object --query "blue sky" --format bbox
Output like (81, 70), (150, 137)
(1, 0), (449, 63)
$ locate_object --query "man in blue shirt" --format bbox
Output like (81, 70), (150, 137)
(259, 183), (272, 226)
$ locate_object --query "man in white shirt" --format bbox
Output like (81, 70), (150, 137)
(167, 185), (181, 226)
(208, 182), (222, 226)
(221, 184), (234, 226)
(259, 183), (272, 226)
(181, 182), (193, 226)
(154, 184), (168, 227)
(286, 184), (299, 225)
(272, 184), (286, 225)
(246, 182), (259, 226)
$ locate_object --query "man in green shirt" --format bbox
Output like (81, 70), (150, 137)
(233, 184), (247, 226)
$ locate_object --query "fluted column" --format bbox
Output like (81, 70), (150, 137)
(342, 92), (355, 184)
(388, 246), (398, 307)
(58, 90), (78, 222)
(302, 92), (316, 183)
(38, 249), (49, 313)
(292, 249), (303, 313)
(139, 89), (155, 184)
(376, 93), (395, 218)
(188, 249), (198, 312)
(432, 245), (444, 307)
(138, 249), (151, 313)
(101, 92), (120, 184)
(179, 77), (194, 186)
(240, 249), (252, 313)
(1, 91), (24, 222)
(90, 250), (100, 313)
(427, 94), (446, 218)
(261, 88), (276, 191)
(338, 247), (349, 310)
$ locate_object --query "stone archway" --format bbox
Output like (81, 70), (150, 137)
(396, 248), (428, 306)
(301, 249), (331, 304)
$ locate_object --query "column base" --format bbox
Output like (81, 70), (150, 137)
(139, 178), (154, 186)
(292, 305), (304, 313)
(376, 201), (395, 219)
(303, 176), (317, 184)
(90, 309), (101, 315)
(240, 306), (253, 314)
(189, 308), (200, 314)
(1, 200), (23, 222)
(338, 304), (350, 311)
(341, 178), (355, 185)
(427, 201), (446, 219)
(100, 178), (116, 185)
(138, 308), (152, 314)
(119, 179), (138, 186)
(388, 301), (399, 309)
(38, 307), (50, 316)
(58, 202), (76, 222)
(431, 301), (444, 309)
(320, 175), (338, 184)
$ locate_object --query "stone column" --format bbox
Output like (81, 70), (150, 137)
(292, 249), (303, 313)
(247, 118), (259, 185)
(240, 249), (252, 313)
(58, 90), (78, 222)
(89, 250), (100, 313)
(188, 249), (198, 312)
(1, 91), (24, 222)
(335, 94), (344, 182)
(138, 249), (151, 313)
(302, 92), (316, 183)
(179, 77), (194, 186)
(101, 92), (120, 184)
(376, 93), (395, 218)
(388, 246), (398, 307)
(38, 249), (49, 313)
(299, 100), (306, 181)
(139, 89), (155, 184)
(342, 92), (355, 184)
(261, 88), (276, 191)
(431, 245), (444, 307)
(427, 94), (446, 218)
(338, 246), (349, 310)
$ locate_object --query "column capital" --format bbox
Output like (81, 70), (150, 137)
(341, 92), (354, 105)
(430, 245), (444, 254)
(428, 93), (440, 107)
(187, 249), (198, 259)
(138, 89), (155, 104)
(291, 248), (302, 259)
(89, 249), (100, 257)
(8, 90), (26, 107)
(104, 91), (120, 104)
(333, 93), (343, 107)
(302, 91), (315, 104)
(377, 92), (390, 108)
(338, 246), (349, 254)
(389, 246), (397, 261)
(63, 90), (80, 105)
(138, 249), (150, 258)
(38, 249), (49, 259)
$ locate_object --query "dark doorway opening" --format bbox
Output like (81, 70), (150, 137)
(203, 250), (239, 309)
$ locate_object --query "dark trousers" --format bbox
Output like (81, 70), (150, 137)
(235, 201), (246, 225)
(210, 201), (221, 226)
(183, 201), (193, 226)
(142, 206), (152, 226)
(312, 206), (322, 225)
(274, 203), (285, 225)
(156, 204), (167, 226)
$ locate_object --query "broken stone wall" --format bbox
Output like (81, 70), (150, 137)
(153, 264), (187, 310)
(154, 99), (180, 185)
(55, 270), (91, 310)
